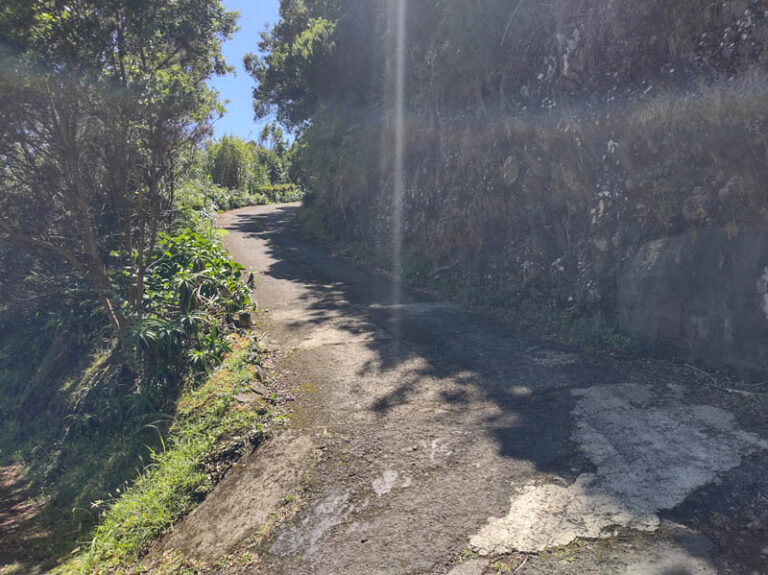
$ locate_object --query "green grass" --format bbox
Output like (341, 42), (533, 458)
(53, 335), (281, 574)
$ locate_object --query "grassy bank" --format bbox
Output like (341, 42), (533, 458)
(52, 335), (285, 574)
(0, 227), (271, 574)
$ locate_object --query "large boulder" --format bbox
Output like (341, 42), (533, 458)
(618, 226), (768, 372)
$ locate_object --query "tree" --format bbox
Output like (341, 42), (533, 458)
(208, 135), (253, 190)
(245, 0), (342, 129)
(258, 122), (289, 155)
(0, 0), (236, 332)
(247, 0), (386, 237)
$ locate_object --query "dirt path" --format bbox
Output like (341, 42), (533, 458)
(164, 203), (768, 574)
(0, 464), (50, 574)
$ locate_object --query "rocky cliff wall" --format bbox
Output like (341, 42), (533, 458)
(305, 0), (768, 372)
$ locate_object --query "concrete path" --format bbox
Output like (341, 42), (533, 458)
(173, 204), (768, 574)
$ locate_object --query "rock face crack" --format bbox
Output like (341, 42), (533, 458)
(470, 384), (768, 554)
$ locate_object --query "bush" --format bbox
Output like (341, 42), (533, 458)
(174, 177), (302, 232)
(173, 178), (229, 230)
(207, 136), (253, 191)
(0, 228), (254, 569)
(126, 230), (252, 379)
(256, 183), (305, 203)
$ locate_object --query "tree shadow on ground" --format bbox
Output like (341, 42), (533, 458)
(221, 205), (750, 571)
(0, 464), (55, 573)
(3, 204), (743, 573)
(226, 206), (615, 467)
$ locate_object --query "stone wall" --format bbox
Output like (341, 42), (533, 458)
(309, 0), (768, 372)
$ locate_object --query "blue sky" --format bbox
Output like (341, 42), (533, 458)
(208, 0), (281, 141)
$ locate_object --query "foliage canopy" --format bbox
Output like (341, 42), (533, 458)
(0, 0), (236, 332)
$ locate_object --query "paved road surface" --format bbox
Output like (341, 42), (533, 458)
(164, 203), (768, 574)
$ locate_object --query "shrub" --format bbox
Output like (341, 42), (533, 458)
(124, 230), (252, 382)
(207, 136), (253, 190)
(257, 183), (305, 203)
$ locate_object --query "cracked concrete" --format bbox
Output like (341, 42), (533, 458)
(156, 431), (313, 562)
(471, 384), (768, 554)
(197, 204), (768, 575)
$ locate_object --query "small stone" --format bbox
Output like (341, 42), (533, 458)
(235, 393), (261, 406)
(761, 546), (768, 556)
(249, 382), (268, 395)
(446, 559), (488, 575)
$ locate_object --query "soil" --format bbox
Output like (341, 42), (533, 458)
(0, 464), (50, 574)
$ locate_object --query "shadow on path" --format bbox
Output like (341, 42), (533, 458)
(224, 205), (619, 471)
(0, 464), (53, 574)
(219, 204), (768, 572)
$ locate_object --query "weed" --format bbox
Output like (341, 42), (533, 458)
(453, 547), (480, 563)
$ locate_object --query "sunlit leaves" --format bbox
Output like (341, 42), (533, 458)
(127, 230), (250, 375)
(0, 0), (237, 332)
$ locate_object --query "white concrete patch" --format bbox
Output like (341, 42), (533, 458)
(270, 491), (352, 556)
(470, 384), (768, 555)
(372, 469), (399, 496)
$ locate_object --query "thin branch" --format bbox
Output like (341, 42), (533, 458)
(513, 555), (529, 574)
